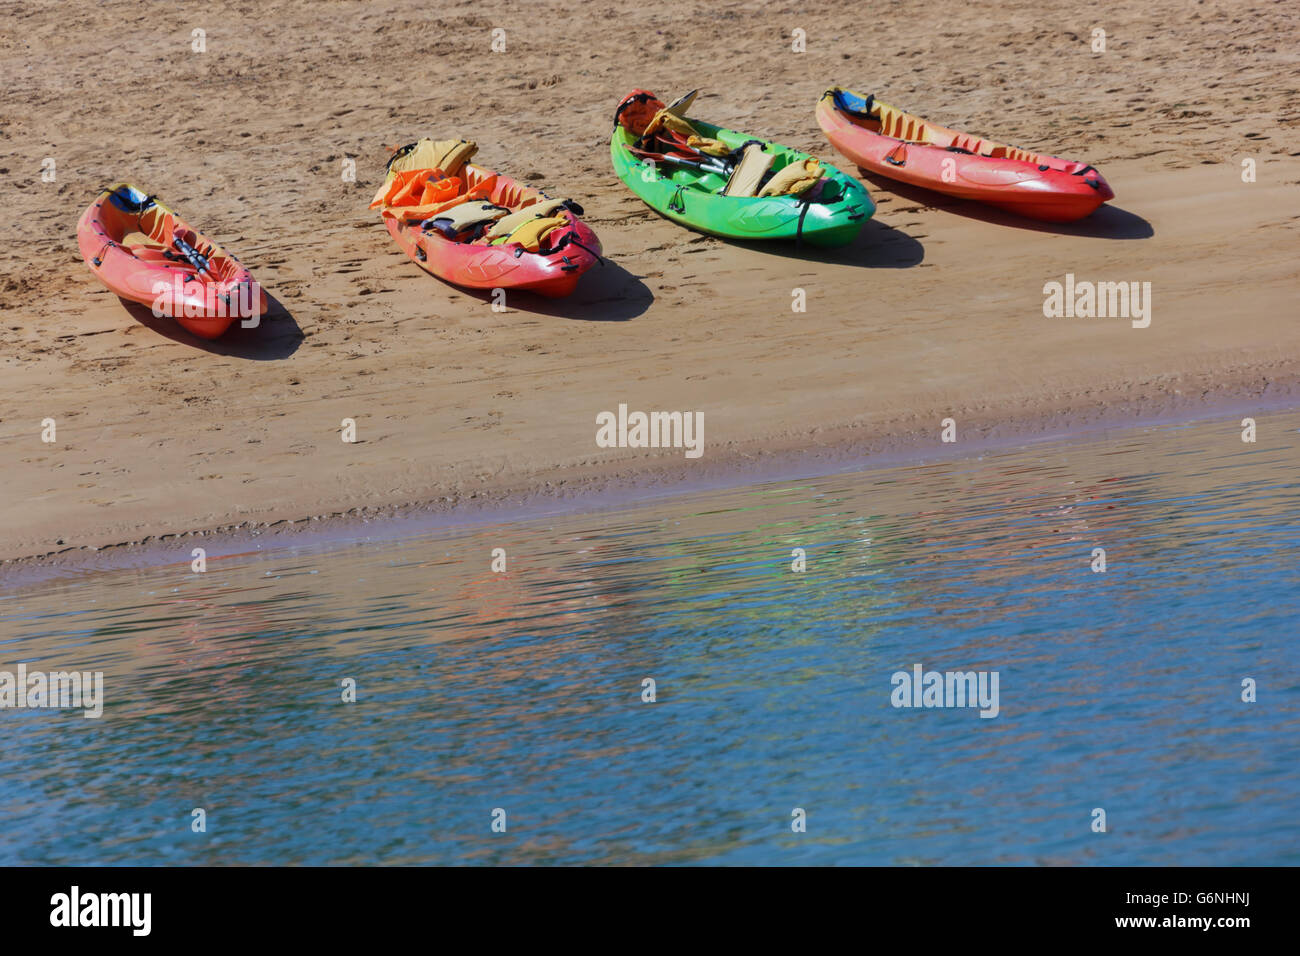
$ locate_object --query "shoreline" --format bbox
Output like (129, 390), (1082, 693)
(5, 386), (1296, 586)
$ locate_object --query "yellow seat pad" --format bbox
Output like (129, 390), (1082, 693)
(427, 200), (510, 232)
(501, 215), (568, 251)
(485, 198), (570, 239)
(758, 158), (822, 197)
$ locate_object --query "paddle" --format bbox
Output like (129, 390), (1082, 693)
(625, 144), (731, 178)
(171, 234), (212, 276)
(663, 89), (699, 117)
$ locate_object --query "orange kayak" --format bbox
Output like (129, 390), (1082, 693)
(372, 138), (601, 297)
(817, 88), (1114, 222)
(77, 184), (266, 339)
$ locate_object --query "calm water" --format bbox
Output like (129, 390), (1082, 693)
(2, 412), (1298, 865)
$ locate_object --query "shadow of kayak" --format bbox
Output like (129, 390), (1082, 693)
(858, 169), (1154, 239)
(428, 257), (654, 321)
(724, 215), (926, 268)
(119, 292), (304, 359)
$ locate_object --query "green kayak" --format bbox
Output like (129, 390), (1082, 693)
(610, 89), (874, 247)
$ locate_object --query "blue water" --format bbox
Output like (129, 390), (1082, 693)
(2, 412), (1298, 864)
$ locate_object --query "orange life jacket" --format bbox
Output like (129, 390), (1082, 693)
(614, 90), (666, 136)
(379, 169), (464, 209)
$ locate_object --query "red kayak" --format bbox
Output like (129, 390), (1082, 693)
(817, 88), (1114, 222)
(77, 184), (266, 338)
(371, 138), (601, 297)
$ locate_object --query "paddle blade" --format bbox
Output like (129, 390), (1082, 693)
(665, 89), (698, 117)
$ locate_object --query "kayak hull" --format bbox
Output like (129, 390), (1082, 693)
(611, 113), (873, 246)
(77, 184), (266, 339)
(380, 163), (601, 297)
(816, 90), (1113, 223)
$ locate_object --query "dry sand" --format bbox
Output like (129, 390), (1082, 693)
(1, 0), (1297, 567)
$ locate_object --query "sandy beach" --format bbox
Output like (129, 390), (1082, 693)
(1, 0), (1297, 567)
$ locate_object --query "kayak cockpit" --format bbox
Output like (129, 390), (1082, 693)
(89, 184), (243, 283)
(372, 139), (590, 255)
(615, 90), (829, 200)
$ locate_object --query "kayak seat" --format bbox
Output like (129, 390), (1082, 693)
(422, 200), (511, 241)
(832, 88), (875, 119)
(121, 229), (168, 255)
(485, 198), (571, 239)
(723, 144), (775, 197)
(497, 215), (568, 252)
(758, 157), (823, 198)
